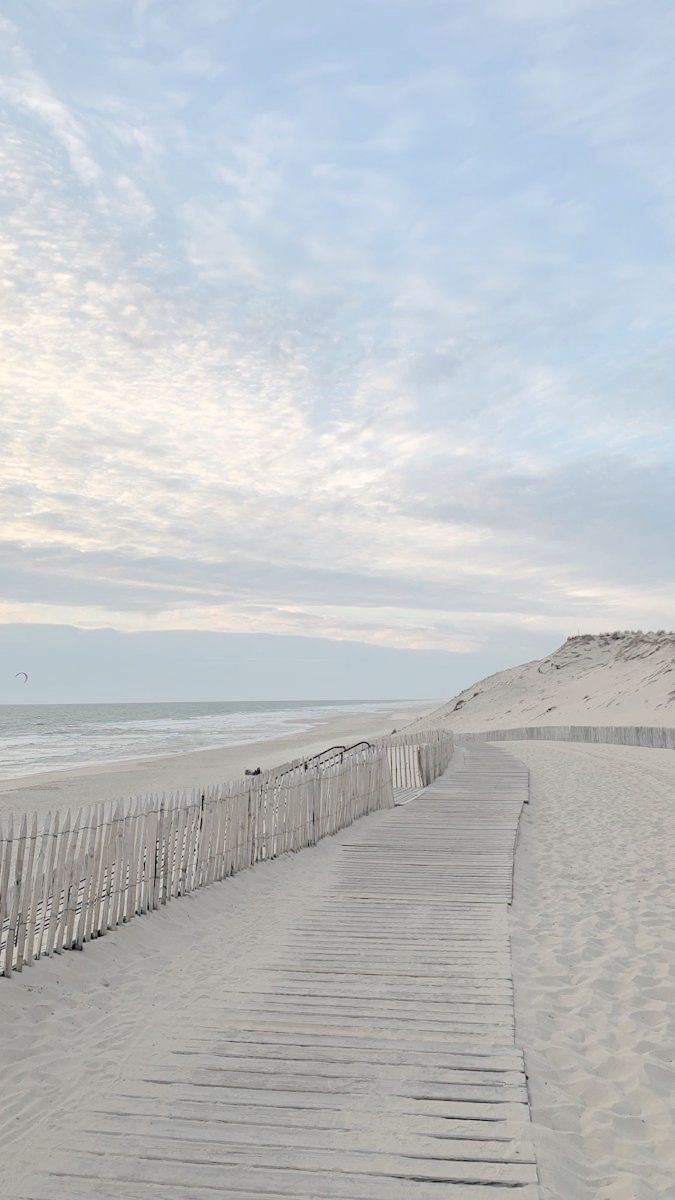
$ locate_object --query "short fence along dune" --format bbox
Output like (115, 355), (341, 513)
(0, 730), (453, 978)
(384, 727), (454, 789)
(460, 724), (675, 749)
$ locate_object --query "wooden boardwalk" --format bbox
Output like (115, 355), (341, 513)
(24, 743), (538, 1199)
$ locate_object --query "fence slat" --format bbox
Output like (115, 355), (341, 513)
(16, 813), (39, 971)
(25, 813), (51, 965)
(45, 808), (71, 957)
(90, 803), (111, 938)
(0, 730), (456, 982)
(54, 808), (83, 953)
(3, 815), (27, 977)
(36, 811), (60, 959)
(66, 809), (88, 950)
(0, 818), (14, 973)
(127, 800), (144, 918)
(112, 802), (130, 927)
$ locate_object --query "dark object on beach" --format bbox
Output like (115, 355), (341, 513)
(244, 767), (262, 776)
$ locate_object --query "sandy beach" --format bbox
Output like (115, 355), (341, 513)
(3, 0), (672, 1190)
(0, 814), (352, 1195)
(0, 701), (430, 823)
(508, 739), (675, 1200)
(0, 737), (537, 1200)
(2, 633), (674, 1199)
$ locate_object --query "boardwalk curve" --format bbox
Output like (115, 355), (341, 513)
(24, 743), (538, 1200)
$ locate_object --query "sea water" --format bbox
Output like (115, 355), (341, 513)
(0, 699), (423, 782)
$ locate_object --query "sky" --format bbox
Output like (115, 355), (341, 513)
(1, 1), (674, 702)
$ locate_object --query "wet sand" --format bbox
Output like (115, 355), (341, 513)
(0, 701), (431, 822)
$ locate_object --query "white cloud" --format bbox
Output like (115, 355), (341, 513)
(0, 26), (101, 187)
(0, 2), (673, 663)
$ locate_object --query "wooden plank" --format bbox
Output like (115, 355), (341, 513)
(182, 791), (199, 893)
(35, 810), (60, 958)
(54, 807), (83, 953)
(161, 794), (177, 905)
(165, 793), (180, 901)
(27, 744), (538, 1200)
(136, 798), (153, 913)
(3, 814), (27, 976)
(0, 817), (12, 965)
(125, 799), (142, 920)
(214, 790), (229, 882)
(139, 797), (154, 911)
(113, 800), (131, 925)
(0, 739), (444, 979)
(45, 807), (71, 957)
(89, 802), (111, 938)
(78, 804), (101, 945)
(25, 812), (52, 964)
(152, 796), (166, 910)
(197, 789), (212, 889)
(15, 812), (38, 970)
(145, 796), (156, 912)
(66, 807), (90, 950)
(102, 801), (123, 933)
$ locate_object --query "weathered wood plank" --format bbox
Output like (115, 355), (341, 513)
(29, 744), (538, 1199)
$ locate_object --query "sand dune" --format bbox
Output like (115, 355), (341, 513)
(409, 632), (675, 731)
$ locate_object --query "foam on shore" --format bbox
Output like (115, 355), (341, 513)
(0, 701), (430, 821)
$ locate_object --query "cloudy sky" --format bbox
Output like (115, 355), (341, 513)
(1, 1), (674, 701)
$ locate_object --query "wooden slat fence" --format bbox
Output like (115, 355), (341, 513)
(379, 728), (454, 790)
(0, 729), (451, 978)
(460, 724), (675, 750)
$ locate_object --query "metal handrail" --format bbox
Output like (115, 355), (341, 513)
(247, 739), (373, 782)
(301, 740), (373, 772)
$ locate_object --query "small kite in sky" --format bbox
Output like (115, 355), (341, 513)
(15, 671), (28, 683)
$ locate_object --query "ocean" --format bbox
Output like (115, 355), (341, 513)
(0, 699), (422, 782)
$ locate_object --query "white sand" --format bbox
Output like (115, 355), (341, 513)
(0, 702), (430, 822)
(3, 632), (674, 1199)
(409, 632), (675, 732)
(408, 630), (675, 1196)
(0, 819), (350, 1195)
(0, 746), (538, 1199)
(507, 740), (675, 1200)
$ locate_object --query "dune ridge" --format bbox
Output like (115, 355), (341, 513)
(409, 631), (675, 731)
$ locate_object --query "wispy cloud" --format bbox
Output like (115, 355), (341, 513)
(1, 1), (673, 671)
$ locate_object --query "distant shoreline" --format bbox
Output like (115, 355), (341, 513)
(0, 697), (434, 784)
(0, 700), (434, 822)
